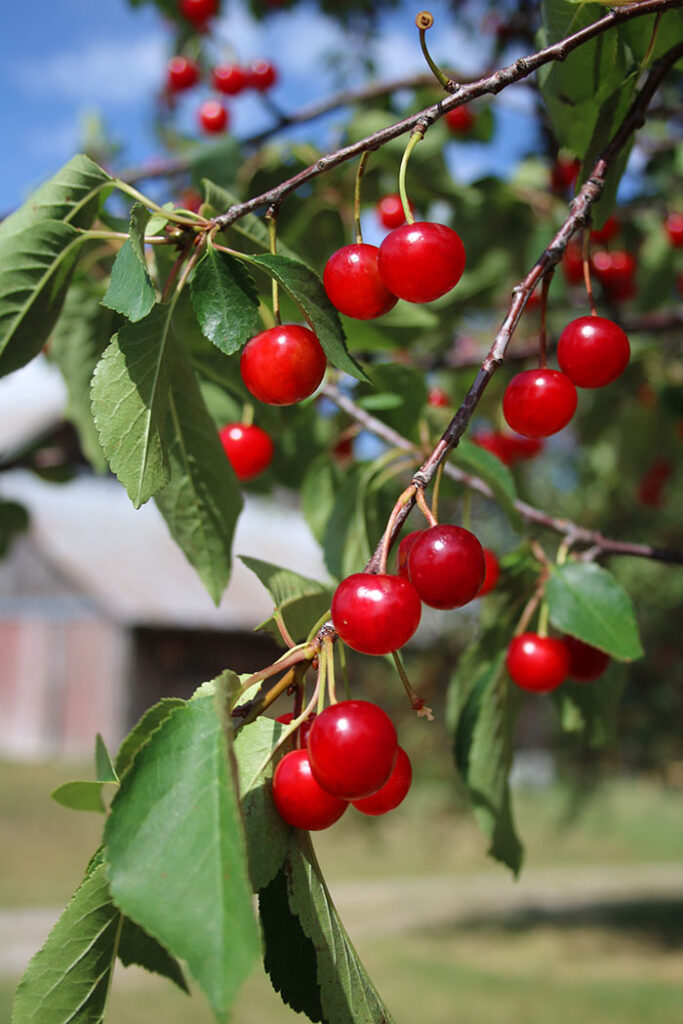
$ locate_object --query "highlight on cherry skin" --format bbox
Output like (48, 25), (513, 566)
(218, 423), (274, 481)
(307, 700), (398, 800)
(240, 324), (327, 405)
(506, 633), (570, 693)
(331, 572), (422, 656)
(502, 368), (578, 439)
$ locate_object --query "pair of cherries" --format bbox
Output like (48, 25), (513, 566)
(506, 632), (611, 693)
(503, 315), (630, 439)
(272, 700), (412, 831)
(323, 220), (466, 319)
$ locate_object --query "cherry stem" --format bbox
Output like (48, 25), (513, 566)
(461, 489), (471, 532)
(538, 270), (553, 369)
(266, 206), (281, 325)
(641, 11), (663, 71)
(431, 463), (444, 522)
(415, 486), (438, 527)
(416, 11), (452, 91)
(114, 180), (208, 228)
(324, 637), (337, 704)
(537, 599), (550, 639)
(581, 228), (598, 316)
(338, 643), (351, 700)
(399, 129), (424, 225)
(316, 646), (329, 714)
(161, 237), (195, 304)
(274, 608), (297, 649)
(391, 651), (434, 720)
(241, 403), (255, 427)
(353, 152), (369, 244)
(378, 484), (417, 574)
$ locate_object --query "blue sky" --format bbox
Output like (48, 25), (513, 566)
(1, 0), (541, 213)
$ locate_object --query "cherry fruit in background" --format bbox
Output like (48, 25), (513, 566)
(323, 244), (398, 319)
(179, 0), (217, 27)
(477, 549), (500, 597)
(352, 746), (412, 815)
(472, 429), (543, 466)
(219, 423), (274, 481)
(506, 633), (569, 693)
(276, 712), (317, 747)
(550, 156), (580, 194)
(592, 250), (636, 301)
(240, 325), (326, 405)
(307, 700), (398, 800)
(428, 386), (450, 408)
(503, 369), (577, 438)
(331, 573), (421, 655)
(557, 315), (630, 389)
(378, 222), (466, 303)
(167, 56), (200, 92)
(198, 100), (229, 133)
(564, 636), (610, 681)
(212, 63), (249, 95)
(377, 193), (412, 230)
(272, 750), (348, 830)
(665, 212), (683, 248)
(562, 242), (584, 286)
(590, 215), (620, 245)
(407, 525), (485, 609)
(249, 59), (278, 90)
(445, 105), (475, 135)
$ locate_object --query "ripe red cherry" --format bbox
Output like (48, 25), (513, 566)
(249, 59), (278, 91)
(396, 530), (423, 578)
(352, 746), (412, 816)
(472, 429), (544, 465)
(276, 712), (316, 747)
(564, 636), (610, 682)
(377, 194), (412, 230)
(665, 212), (683, 248)
(562, 242), (585, 286)
(428, 386), (450, 408)
(218, 423), (273, 481)
(591, 250), (637, 300)
(272, 749), (348, 830)
(407, 525), (485, 610)
(331, 573), (421, 655)
(179, 0), (217, 26)
(503, 369), (577, 438)
(590, 215), (620, 245)
(198, 100), (229, 134)
(240, 325), (326, 405)
(378, 222), (466, 303)
(477, 549), (500, 597)
(323, 244), (398, 319)
(557, 315), (630, 389)
(167, 56), (200, 92)
(307, 700), (397, 800)
(445, 105), (475, 135)
(212, 63), (249, 95)
(506, 633), (569, 693)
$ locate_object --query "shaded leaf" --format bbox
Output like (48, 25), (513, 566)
(117, 918), (188, 993)
(102, 204), (156, 322)
(546, 561), (644, 661)
(300, 452), (344, 546)
(203, 180), (304, 264)
(91, 304), (173, 508)
(191, 245), (261, 353)
(453, 439), (521, 530)
(0, 500), (29, 557)
(553, 662), (626, 747)
(241, 555), (333, 645)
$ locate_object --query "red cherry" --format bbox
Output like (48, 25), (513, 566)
(562, 242), (585, 286)
(331, 573), (421, 655)
(665, 212), (683, 248)
(550, 156), (580, 194)
(428, 386), (450, 408)
(307, 700), (397, 800)
(240, 325), (327, 405)
(212, 63), (249, 95)
(445, 105), (475, 135)
(590, 215), (620, 245)
(249, 59), (278, 91)
(179, 0), (217, 26)
(198, 100), (229, 134)
(352, 746), (412, 815)
(377, 194), (412, 230)
(525, 291), (541, 312)
(276, 712), (316, 747)
(472, 429), (543, 465)
(323, 244), (398, 320)
(272, 749), (348, 830)
(506, 633), (569, 693)
(563, 636), (610, 682)
(177, 187), (203, 213)
(637, 459), (672, 506)
(378, 222), (466, 303)
(407, 525), (485, 610)
(477, 549), (500, 597)
(591, 250), (637, 301)
(167, 56), (200, 92)
(557, 315), (630, 389)
(502, 369), (577, 438)
(396, 530), (423, 578)
(218, 423), (273, 481)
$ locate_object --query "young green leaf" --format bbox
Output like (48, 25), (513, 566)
(191, 245), (261, 353)
(240, 556), (333, 645)
(102, 204), (156, 322)
(95, 733), (119, 784)
(91, 304), (173, 508)
(154, 333), (243, 603)
(0, 220), (84, 378)
(453, 439), (522, 530)
(546, 561), (644, 661)
(104, 685), (260, 1022)
(51, 780), (109, 813)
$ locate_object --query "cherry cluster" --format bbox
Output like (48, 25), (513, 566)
(272, 700), (411, 830)
(506, 632), (610, 693)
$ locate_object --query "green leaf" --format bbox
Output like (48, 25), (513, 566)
(234, 718), (292, 892)
(115, 697), (186, 778)
(357, 363), (427, 441)
(11, 863), (120, 1024)
(91, 304), (173, 508)
(301, 453), (344, 546)
(189, 137), (243, 192)
(117, 918), (188, 993)
(240, 252), (368, 381)
(191, 245), (261, 354)
(95, 733), (119, 783)
(202, 181), (304, 265)
(154, 333), (243, 603)
(51, 780), (108, 813)
(285, 831), (395, 1024)
(0, 500), (29, 557)
(240, 555), (333, 645)
(453, 439), (521, 530)
(546, 561), (644, 661)
(102, 204), (156, 322)
(104, 684), (259, 1022)
(553, 662), (626, 747)
(49, 284), (114, 472)
(0, 154), (111, 242)
(0, 220), (84, 378)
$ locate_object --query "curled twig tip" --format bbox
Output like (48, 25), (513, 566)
(416, 10), (434, 30)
